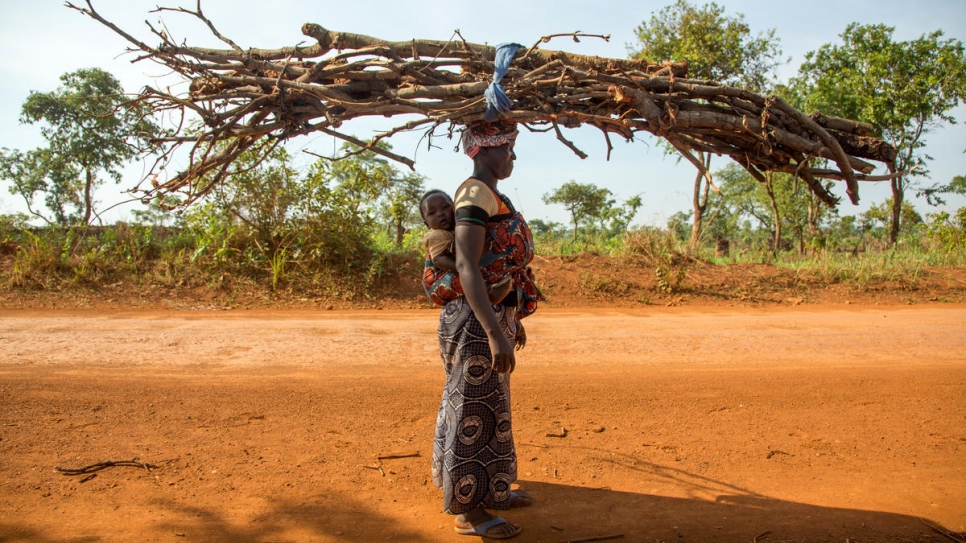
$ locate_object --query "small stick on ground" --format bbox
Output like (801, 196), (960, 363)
(753, 530), (771, 543)
(560, 534), (624, 543)
(55, 458), (158, 476)
(361, 464), (386, 476)
(377, 452), (420, 460)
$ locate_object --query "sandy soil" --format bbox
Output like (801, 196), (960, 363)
(1, 305), (964, 542)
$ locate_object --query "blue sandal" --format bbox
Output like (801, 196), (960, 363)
(455, 516), (522, 539)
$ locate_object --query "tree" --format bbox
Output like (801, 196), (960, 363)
(1, 68), (156, 225)
(794, 24), (966, 245)
(923, 149), (966, 205)
(603, 195), (643, 236)
(629, 0), (784, 253)
(542, 181), (614, 241)
(329, 142), (426, 247)
(861, 198), (923, 238)
(714, 164), (835, 253)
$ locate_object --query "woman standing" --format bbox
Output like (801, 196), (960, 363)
(427, 120), (540, 539)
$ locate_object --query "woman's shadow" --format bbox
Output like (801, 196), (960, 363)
(508, 449), (959, 543)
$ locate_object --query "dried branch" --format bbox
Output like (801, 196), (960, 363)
(56, 458), (158, 475)
(69, 4), (897, 207)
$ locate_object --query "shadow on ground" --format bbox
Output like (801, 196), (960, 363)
(509, 480), (958, 543)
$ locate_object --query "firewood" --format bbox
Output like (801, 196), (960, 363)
(68, 2), (898, 208)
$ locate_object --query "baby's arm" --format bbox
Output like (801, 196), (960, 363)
(432, 252), (457, 273)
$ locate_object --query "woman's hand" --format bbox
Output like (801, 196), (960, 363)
(514, 320), (527, 351)
(489, 333), (516, 374)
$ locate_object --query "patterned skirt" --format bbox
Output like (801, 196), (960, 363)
(432, 297), (517, 514)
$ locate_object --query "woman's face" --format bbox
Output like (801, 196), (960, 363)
(483, 141), (516, 180)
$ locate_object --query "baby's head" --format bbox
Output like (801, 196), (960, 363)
(420, 190), (455, 231)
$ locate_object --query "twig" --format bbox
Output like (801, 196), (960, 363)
(360, 464), (386, 476)
(552, 123), (587, 159)
(560, 534), (624, 543)
(56, 458), (158, 475)
(377, 452), (421, 460)
(752, 530), (771, 543)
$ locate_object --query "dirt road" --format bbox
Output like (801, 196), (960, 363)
(1, 305), (964, 542)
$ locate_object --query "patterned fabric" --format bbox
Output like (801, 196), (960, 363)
(432, 297), (517, 514)
(461, 121), (519, 159)
(421, 181), (540, 320)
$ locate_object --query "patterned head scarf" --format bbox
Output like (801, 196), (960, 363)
(461, 120), (519, 159)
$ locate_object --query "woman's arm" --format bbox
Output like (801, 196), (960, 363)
(455, 222), (515, 374)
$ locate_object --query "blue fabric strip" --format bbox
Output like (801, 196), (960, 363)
(484, 42), (523, 122)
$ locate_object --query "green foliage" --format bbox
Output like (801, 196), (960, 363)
(542, 181), (640, 242)
(793, 24), (966, 244)
(629, 0), (784, 92)
(543, 181), (614, 241)
(629, 1), (784, 251)
(923, 209), (966, 252)
(1, 68), (158, 225)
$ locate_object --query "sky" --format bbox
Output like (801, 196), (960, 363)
(1, 0), (964, 227)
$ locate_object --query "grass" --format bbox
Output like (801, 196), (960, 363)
(1, 222), (963, 299)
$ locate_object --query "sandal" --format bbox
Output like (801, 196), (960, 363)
(455, 515), (522, 539)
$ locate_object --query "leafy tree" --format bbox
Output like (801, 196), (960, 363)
(794, 24), (966, 245)
(861, 198), (923, 237)
(528, 218), (567, 239)
(542, 181), (614, 240)
(208, 146), (300, 257)
(1, 68), (157, 225)
(329, 142), (425, 247)
(629, 0), (784, 253)
(666, 210), (693, 243)
(714, 163), (836, 253)
(603, 195), (643, 236)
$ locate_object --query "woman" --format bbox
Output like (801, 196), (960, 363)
(426, 120), (540, 539)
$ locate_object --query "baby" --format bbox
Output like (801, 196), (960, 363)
(420, 189), (513, 305)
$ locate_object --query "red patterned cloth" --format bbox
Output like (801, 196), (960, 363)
(422, 182), (540, 320)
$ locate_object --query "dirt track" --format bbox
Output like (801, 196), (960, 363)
(1, 305), (964, 542)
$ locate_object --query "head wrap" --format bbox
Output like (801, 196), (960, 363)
(461, 120), (519, 158)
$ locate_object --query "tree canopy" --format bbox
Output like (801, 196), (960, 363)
(793, 23), (966, 244)
(1, 68), (157, 225)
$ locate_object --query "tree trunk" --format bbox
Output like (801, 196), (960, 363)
(764, 172), (781, 254)
(394, 220), (404, 247)
(889, 166), (902, 247)
(83, 168), (94, 225)
(687, 151), (712, 254)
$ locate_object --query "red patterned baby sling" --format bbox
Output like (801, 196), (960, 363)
(422, 182), (540, 319)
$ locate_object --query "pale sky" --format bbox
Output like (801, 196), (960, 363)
(1, 0), (964, 226)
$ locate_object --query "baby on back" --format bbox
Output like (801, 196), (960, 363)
(420, 189), (512, 305)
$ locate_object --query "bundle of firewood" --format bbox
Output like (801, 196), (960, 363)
(71, 1), (897, 208)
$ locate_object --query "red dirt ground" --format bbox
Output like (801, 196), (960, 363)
(1, 258), (964, 542)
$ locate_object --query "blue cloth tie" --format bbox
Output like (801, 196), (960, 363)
(484, 42), (522, 122)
